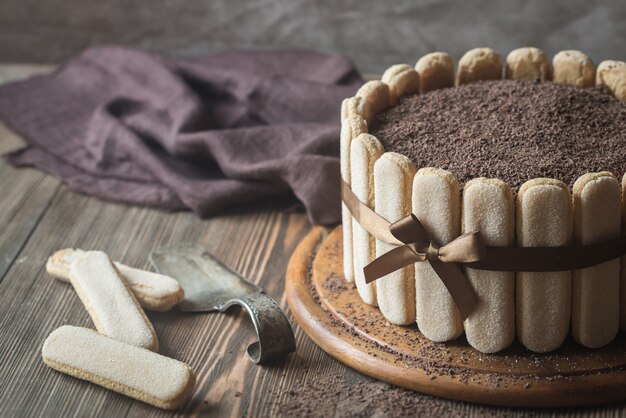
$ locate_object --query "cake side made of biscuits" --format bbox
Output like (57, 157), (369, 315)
(340, 47), (626, 354)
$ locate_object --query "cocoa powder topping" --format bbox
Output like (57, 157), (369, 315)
(370, 80), (626, 190)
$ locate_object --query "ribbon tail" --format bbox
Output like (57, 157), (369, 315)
(429, 259), (478, 320)
(363, 245), (420, 284)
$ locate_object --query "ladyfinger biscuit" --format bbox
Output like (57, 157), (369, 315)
(42, 326), (195, 410)
(412, 168), (463, 341)
(47, 248), (184, 312)
(70, 251), (159, 351)
(516, 179), (572, 352)
(552, 50), (595, 87)
(596, 60), (626, 101)
(463, 179), (515, 353)
(622, 173), (626, 331)
(351, 133), (384, 305)
(381, 64), (420, 105)
(456, 48), (502, 86)
(355, 81), (391, 124)
(415, 52), (454, 93)
(340, 110), (368, 283)
(374, 152), (416, 325)
(341, 95), (369, 122)
(573, 172), (621, 348)
(505, 47), (551, 81)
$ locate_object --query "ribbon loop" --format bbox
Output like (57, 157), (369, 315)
(359, 209), (483, 319)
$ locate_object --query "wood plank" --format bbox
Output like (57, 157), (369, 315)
(0, 64), (61, 281)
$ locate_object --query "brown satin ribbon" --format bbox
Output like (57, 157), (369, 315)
(342, 180), (480, 319)
(341, 180), (626, 319)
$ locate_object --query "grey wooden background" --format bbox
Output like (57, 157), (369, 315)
(0, 0), (624, 73)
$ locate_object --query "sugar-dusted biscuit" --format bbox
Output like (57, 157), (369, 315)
(341, 95), (369, 122)
(505, 47), (551, 81)
(573, 172), (621, 348)
(516, 179), (572, 352)
(351, 133), (384, 305)
(415, 52), (454, 93)
(381, 64), (420, 105)
(456, 48), (502, 86)
(621, 173), (626, 331)
(462, 178), (515, 353)
(412, 168), (463, 341)
(47, 248), (183, 312)
(374, 152), (416, 325)
(42, 326), (194, 410)
(552, 50), (595, 87)
(355, 81), (391, 124)
(70, 251), (159, 351)
(596, 60), (626, 101)
(340, 110), (368, 283)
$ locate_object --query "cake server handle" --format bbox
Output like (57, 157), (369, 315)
(218, 293), (296, 364)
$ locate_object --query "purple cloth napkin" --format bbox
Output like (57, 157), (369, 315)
(0, 47), (363, 225)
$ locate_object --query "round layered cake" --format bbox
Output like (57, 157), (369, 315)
(340, 47), (626, 354)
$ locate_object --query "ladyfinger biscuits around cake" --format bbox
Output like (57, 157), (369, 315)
(596, 60), (626, 101)
(47, 248), (183, 312)
(381, 64), (420, 105)
(351, 133), (384, 305)
(412, 168), (463, 341)
(505, 47), (551, 81)
(552, 50), (595, 87)
(42, 326), (194, 410)
(70, 251), (159, 351)
(516, 179), (572, 353)
(463, 179), (515, 353)
(374, 152), (416, 325)
(622, 173), (626, 331)
(573, 172), (621, 348)
(340, 105), (368, 283)
(415, 52), (454, 93)
(355, 80), (390, 124)
(456, 48), (502, 86)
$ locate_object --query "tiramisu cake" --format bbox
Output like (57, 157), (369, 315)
(340, 47), (626, 354)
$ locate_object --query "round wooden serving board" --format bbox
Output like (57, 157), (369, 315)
(285, 226), (626, 408)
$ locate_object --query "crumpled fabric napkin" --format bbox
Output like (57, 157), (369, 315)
(0, 46), (363, 224)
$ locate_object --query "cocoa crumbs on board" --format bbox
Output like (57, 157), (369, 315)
(370, 80), (626, 191)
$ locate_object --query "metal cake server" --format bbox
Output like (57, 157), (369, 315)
(149, 244), (295, 364)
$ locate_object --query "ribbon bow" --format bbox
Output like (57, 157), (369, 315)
(362, 214), (483, 319)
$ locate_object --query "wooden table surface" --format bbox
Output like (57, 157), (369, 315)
(0, 64), (624, 418)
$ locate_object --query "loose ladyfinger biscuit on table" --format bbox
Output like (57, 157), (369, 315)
(350, 133), (384, 305)
(621, 173), (626, 331)
(374, 152), (417, 325)
(42, 326), (195, 410)
(505, 47), (551, 81)
(355, 81), (391, 125)
(516, 179), (572, 352)
(412, 168), (463, 341)
(552, 50), (595, 87)
(47, 248), (184, 312)
(415, 52), (454, 93)
(340, 110), (368, 283)
(381, 64), (420, 105)
(596, 60), (626, 101)
(70, 251), (159, 351)
(456, 48), (502, 86)
(573, 172), (621, 348)
(462, 178), (515, 353)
